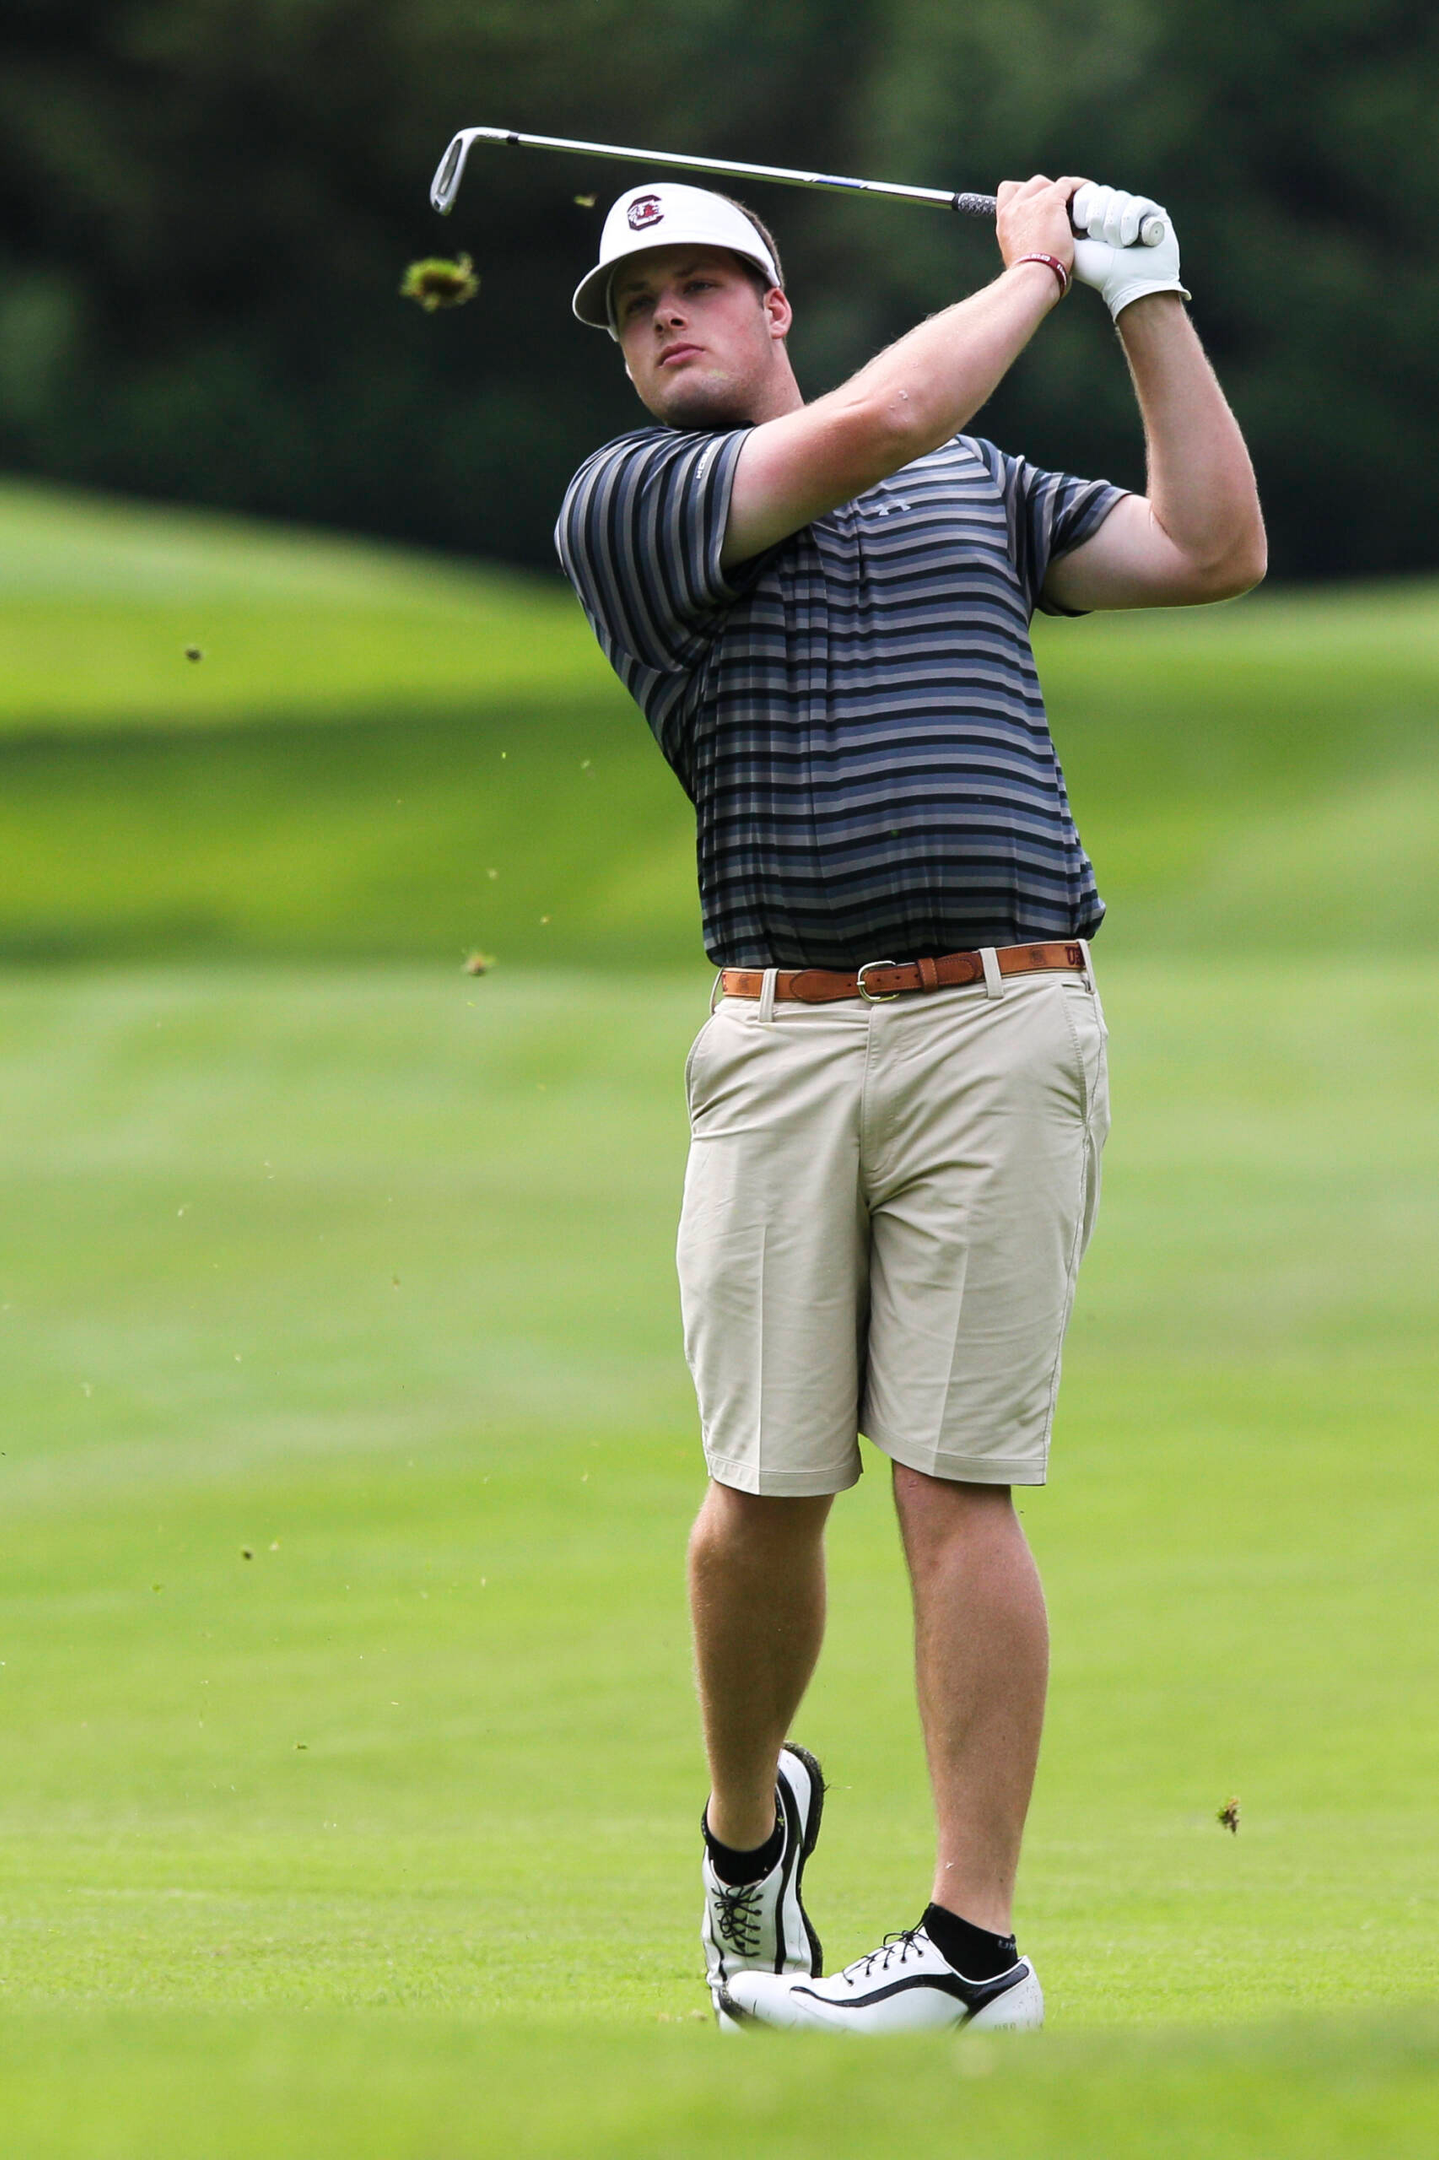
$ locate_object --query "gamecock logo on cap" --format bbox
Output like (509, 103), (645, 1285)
(627, 195), (664, 230)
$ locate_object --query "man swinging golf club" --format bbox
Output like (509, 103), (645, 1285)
(556, 170), (1264, 2033)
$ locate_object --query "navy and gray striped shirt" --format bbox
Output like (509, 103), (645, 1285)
(555, 427), (1123, 967)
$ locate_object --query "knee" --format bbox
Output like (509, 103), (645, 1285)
(691, 1481), (832, 1565)
(892, 1464), (1017, 1555)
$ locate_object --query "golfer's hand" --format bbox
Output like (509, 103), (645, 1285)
(995, 175), (1083, 282)
(1070, 182), (1190, 319)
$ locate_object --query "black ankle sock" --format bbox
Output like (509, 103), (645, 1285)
(703, 1808), (783, 1887)
(922, 1902), (1019, 1981)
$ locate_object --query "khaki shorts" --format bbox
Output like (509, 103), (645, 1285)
(677, 964), (1110, 1495)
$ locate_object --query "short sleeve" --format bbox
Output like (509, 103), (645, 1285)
(555, 426), (754, 673)
(990, 448), (1126, 618)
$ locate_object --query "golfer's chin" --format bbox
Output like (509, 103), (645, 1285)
(643, 369), (756, 432)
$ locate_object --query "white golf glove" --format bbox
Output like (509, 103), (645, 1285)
(1070, 183), (1190, 319)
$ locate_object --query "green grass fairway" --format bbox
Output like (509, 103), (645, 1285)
(3, 479), (1436, 2144)
(2, 958), (1436, 2152)
(2, 2007), (1437, 2159)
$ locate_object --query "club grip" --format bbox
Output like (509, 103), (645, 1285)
(954, 193), (1166, 246)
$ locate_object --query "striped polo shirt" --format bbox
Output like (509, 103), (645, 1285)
(555, 426), (1123, 968)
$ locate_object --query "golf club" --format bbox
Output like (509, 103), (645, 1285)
(429, 126), (1168, 246)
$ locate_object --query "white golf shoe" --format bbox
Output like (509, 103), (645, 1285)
(718, 1921), (1043, 2034)
(702, 1743), (825, 2024)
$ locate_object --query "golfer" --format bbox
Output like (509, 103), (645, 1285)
(556, 174), (1264, 2032)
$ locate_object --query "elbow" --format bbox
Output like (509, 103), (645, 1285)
(1240, 522), (1269, 592)
(879, 392), (956, 466)
(1208, 543), (1267, 602)
(1224, 505), (1268, 596)
(833, 385), (945, 474)
(1191, 516), (1268, 603)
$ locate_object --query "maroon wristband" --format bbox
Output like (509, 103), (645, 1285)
(1015, 252), (1070, 299)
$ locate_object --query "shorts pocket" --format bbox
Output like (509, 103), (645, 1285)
(1061, 980), (1110, 1141)
(683, 1014), (715, 1108)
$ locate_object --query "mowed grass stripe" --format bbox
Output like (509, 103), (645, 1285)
(2, 698), (1434, 966)
(0, 478), (602, 732)
(0, 703), (699, 965)
(1, 479), (1437, 963)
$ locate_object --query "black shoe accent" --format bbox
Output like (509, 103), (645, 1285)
(777, 1742), (825, 1976)
(790, 1960), (1031, 2025)
(714, 1979), (754, 2027)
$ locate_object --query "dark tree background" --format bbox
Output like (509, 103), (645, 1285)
(2, 0), (1435, 577)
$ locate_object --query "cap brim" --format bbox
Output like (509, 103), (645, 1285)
(571, 260), (618, 332)
(571, 240), (780, 335)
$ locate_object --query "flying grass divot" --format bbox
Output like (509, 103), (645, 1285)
(399, 255), (479, 312)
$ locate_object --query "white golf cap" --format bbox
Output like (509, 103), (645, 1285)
(572, 181), (781, 337)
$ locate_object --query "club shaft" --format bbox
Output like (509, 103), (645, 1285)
(432, 126), (992, 218)
(430, 127), (1166, 248)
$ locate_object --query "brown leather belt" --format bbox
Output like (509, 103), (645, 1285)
(720, 941), (1088, 1005)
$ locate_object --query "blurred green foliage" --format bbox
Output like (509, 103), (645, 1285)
(2, 480), (1435, 965)
(2, 1), (1437, 576)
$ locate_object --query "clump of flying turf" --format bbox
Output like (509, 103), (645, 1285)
(399, 255), (479, 312)
(1218, 1796), (1241, 1834)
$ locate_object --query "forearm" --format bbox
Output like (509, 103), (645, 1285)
(1118, 295), (1266, 585)
(724, 263), (1061, 567)
(834, 259), (1062, 463)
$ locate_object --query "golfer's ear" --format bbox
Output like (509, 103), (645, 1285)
(765, 287), (792, 340)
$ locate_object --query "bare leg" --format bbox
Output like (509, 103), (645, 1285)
(892, 1465), (1049, 1935)
(688, 1480), (832, 1850)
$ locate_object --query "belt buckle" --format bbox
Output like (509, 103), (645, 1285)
(855, 959), (899, 1003)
